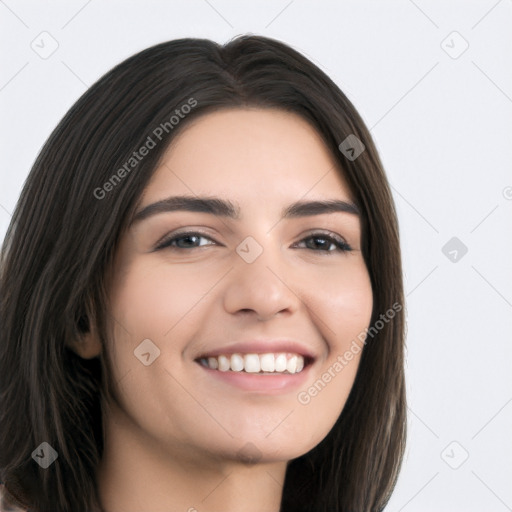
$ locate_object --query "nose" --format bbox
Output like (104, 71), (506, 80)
(222, 242), (302, 321)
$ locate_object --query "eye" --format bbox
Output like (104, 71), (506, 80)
(293, 231), (352, 253)
(154, 231), (217, 251)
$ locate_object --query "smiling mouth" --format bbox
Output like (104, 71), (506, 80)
(195, 352), (314, 374)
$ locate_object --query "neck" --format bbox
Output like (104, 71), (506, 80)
(96, 402), (286, 512)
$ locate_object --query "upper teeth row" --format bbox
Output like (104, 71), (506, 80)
(201, 353), (305, 374)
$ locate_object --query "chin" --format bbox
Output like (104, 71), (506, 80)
(202, 433), (320, 466)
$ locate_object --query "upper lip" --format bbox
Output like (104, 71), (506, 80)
(195, 339), (317, 361)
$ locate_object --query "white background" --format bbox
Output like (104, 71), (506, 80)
(1, 1), (511, 510)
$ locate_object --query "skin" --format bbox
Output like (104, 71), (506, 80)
(74, 108), (373, 512)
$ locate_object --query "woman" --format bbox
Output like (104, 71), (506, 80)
(0, 35), (407, 512)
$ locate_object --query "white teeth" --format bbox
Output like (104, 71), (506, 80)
(230, 354), (244, 372)
(200, 352), (306, 374)
(244, 354), (261, 373)
(218, 355), (230, 372)
(274, 354), (287, 372)
(287, 355), (297, 374)
(260, 353), (275, 372)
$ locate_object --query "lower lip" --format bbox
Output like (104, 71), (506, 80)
(196, 361), (313, 393)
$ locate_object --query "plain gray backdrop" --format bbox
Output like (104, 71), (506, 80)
(1, 1), (511, 510)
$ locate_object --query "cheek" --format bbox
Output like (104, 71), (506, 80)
(104, 260), (228, 406)
(303, 257), (373, 350)
(104, 261), (224, 445)
(287, 260), (372, 447)
(103, 261), (206, 403)
(109, 260), (223, 345)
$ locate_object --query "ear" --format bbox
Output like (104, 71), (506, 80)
(66, 315), (103, 359)
(68, 333), (102, 359)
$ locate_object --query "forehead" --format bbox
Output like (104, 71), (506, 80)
(140, 108), (353, 207)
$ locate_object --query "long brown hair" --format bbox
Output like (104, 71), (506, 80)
(0, 35), (406, 511)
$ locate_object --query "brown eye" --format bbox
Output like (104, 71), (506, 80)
(293, 232), (352, 253)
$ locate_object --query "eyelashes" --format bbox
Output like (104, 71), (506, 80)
(295, 232), (352, 253)
(154, 230), (352, 254)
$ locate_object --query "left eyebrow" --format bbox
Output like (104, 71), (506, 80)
(130, 195), (360, 225)
(283, 198), (360, 218)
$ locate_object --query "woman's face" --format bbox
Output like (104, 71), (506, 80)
(105, 108), (373, 465)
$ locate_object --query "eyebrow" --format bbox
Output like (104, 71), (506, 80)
(131, 195), (360, 225)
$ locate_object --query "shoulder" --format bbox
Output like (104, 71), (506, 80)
(0, 483), (29, 512)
